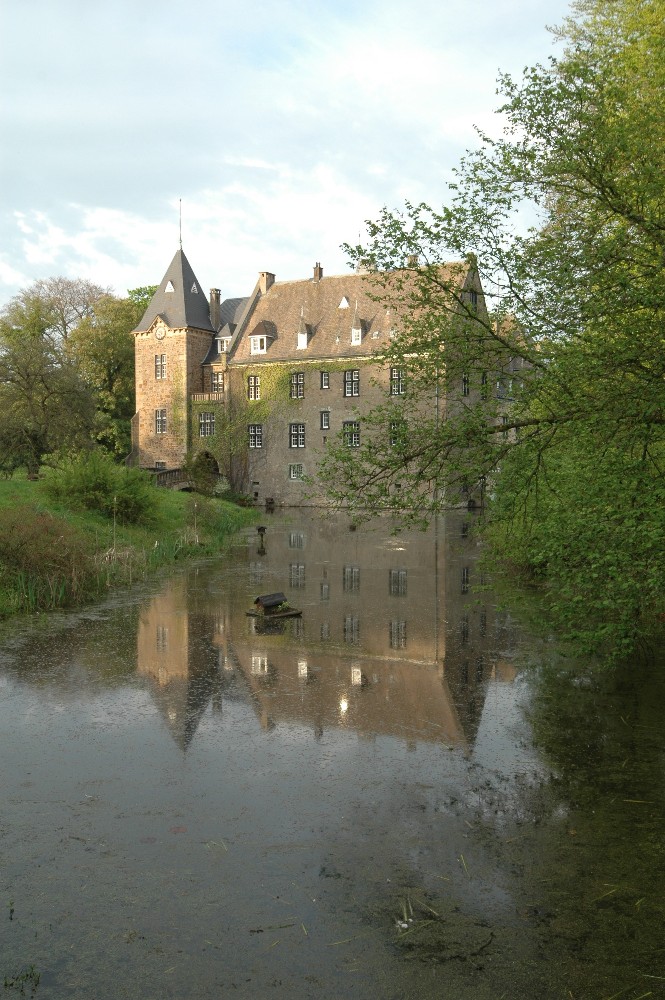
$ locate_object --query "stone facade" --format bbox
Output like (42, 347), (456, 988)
(131, 249), (486, 503)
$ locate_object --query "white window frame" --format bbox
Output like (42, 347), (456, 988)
(250, 336), (267, 354)
(320, 410), (330, 430)
(199, 411), (216, 437)
(343, 370), (360, 397)
(155, 354), (166, 380)
(320, 371), (330, 389)
(343, 420), (360, 447)
(289, 423), (305, 448)
(248, 375), (261, 400)
(248, 424), (263, 448)
(390, 367), (405, 395)
(155, 408), (167, 434)
(289, 463), (304, 480)
(290, 372), (305, 399)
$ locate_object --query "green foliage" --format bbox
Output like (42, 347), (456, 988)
(43, 452), (158, 525)
(0, 291), (95, 476)
(0, 507), (95, 613)
(67, 294), (142, 457)
(0, 478), (258, 619)
(127, 285), (158, 312)
(320, 0), (665, 657)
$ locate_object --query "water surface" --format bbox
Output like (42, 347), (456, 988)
(1, 511), (664, 999)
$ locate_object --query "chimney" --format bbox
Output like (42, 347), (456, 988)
(313, 262), (323, 281)
(259, 271), (275, 294)
(209, 288), (221, 330)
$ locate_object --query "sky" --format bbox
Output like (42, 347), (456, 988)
(0, 0), (572, 306)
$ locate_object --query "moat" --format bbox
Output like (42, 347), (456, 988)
(1, 510), (664, 999)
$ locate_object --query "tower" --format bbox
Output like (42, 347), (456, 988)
(131, 249), (215, 470)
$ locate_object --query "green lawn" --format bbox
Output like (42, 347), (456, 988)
(0, 476), (258, 617)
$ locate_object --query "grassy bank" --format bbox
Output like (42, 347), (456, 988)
(0, 477), (258, 618)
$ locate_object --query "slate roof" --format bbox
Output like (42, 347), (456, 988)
(229, 264), (467, 366)
(135, 248), (216, 333)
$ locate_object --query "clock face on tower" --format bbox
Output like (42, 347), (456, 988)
(155, 327), (165, 340)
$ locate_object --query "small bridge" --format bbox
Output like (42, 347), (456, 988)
(153, 469), (193, 490)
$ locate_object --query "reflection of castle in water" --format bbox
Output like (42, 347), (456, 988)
(136, 511), (519, 750)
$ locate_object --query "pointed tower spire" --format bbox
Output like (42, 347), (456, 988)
(135, 249), (214, 333)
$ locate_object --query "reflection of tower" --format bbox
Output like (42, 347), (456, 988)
(136, 577), (219, 750)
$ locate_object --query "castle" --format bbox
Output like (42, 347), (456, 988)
(131, 248), (484, 505)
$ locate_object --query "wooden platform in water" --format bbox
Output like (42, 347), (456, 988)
(245, 609), (302, 619)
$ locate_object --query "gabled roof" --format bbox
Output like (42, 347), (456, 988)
(135, 248), (215, 333)
(229, 264), (469, 365)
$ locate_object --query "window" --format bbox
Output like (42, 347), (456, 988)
(250, 336), (267, 354)
(251, 655), (269, 675)
(199, 411), (215, 437)
(469, 289), (478, 308)
(390, 620), (407, 649)
(344, 616), (360, 644)
(343, 566), (360, 592)
(248, 375), (261, 400)
(389, 569), (407, 596)
(219, 337), (231, 353)
(290, 372), (305, 399)
(289, 531), (304, 549)
(320, 582), (330, 601)
(343, 370), (360, 396)
(248, 424), (263, 448)
(289, 563), (305, 588)
(462, 374), (470, 397)
(154, 409), (166, 434)
(351, 327), (362, 345)
(154, 461), (166, 470)
(390, 367), (405, 395)
(211, 371), (224, 392)
(390, 419), (406, 448)
(461, 615), (469, 643)
(480, 372), (488, 399)
(289, 463), (304, 480)
(320, 410), (330, 430)
(289, 423), (305, 448)
(461, 567), (470, 594)
(154, 354), (166, 380)
(320, 622), (331, 640)
(502, 415), (509, 439)
(156, 625), (168, 652)
(343, 421), (360, 447)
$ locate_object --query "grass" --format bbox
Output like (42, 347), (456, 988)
(0, 476), (259, 619)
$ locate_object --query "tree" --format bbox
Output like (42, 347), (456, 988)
(319, 0), (665, 656)
(29, 276), (109, 341)
(0, 293), (95, 476)
(67, 294), (143, 458)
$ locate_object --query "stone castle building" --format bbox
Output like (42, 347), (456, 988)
(131, 247), (485, 505)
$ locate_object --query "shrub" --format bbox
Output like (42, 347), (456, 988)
(0, 507), (95, 611)
(43, 452), (158, 525)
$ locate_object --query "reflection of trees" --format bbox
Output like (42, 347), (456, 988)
(505, 658), (665, 996)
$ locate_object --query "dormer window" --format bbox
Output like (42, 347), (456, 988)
(165, 280), (175, 293)
(297, 331), (308, 350)
(339, 296), (350, 309)
(191, 283), (198, 293)
(219, 338), (231, 353)
(351, 327), (362, 345)
(248, 321), (276, 355)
